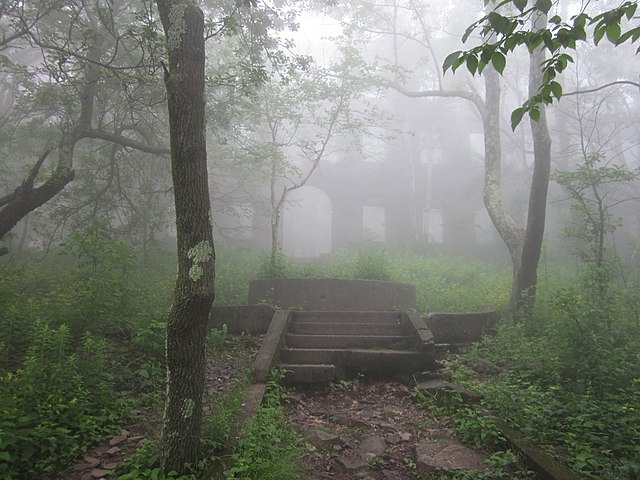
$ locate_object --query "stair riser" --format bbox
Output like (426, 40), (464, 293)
(281, 348), (423, 370)
(289, 322), (407, 336)
(292, 311), (403, 324)
(285, 334), (413, 349)
(279, 364), (336, 383)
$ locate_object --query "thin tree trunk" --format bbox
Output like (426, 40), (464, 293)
(155, 0), (215, 473)
(510, 13), (552, 316)
(482, 67), (525, 275)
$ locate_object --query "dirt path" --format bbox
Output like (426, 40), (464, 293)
(64, 335), (263, 480)
(65, 336), (509, 480)
(284, 379), (490, 480)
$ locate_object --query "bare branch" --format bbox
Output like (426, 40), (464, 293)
(83, 129), (170, 155)
(386, 81), (485, 116)
(564, 80), (640, 97)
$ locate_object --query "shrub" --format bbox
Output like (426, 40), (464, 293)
(227, 371), (303, 480)
(0, 322), (121, 478)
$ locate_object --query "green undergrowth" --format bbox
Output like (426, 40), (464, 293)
(446, 314), (640, 480)
(113, 331), (257, 480)
(0, 322), (125, 479)
(226, 370), (304, 480)
(205, 328), (255, 452)
(215, 246), (512, 314)
(412, 387), (535, 480)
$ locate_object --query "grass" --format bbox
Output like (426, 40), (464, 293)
(2, 240), (639, 479)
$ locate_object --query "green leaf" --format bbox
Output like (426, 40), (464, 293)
(593, 25), (606, 45)
(617, 27), (640, 45)
(466, 55), (479, 75)
(606, 22), (621, 43)
(527, 32), (544, 52)
(535, 0), (553, 14)
(511, 107), (526, 130)
(573, 13), (588, 29)
(480, 45), (496, 66)
(491, 51), (506, 74)
(549, 81), (563, 100)
(513, 0), (527, 12)
(0, 451), (11, 461)
(529, 107), (541, 122)
(443, 51), (461, 74)
(462, 23), (477, 43)
(488, 12), (512, 35)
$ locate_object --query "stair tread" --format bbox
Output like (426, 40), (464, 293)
(292, 322), (400, 325)
(278, 363), (335, 368)
(281, 347), (419, 353)
(286, 333), (408, 338)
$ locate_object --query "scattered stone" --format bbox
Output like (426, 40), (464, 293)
(416, 377), (482, 403)
(83, 456), (100, 467)
(128, 435), (145, 443)
(331, 412), (368, 428)
(105, 446), (120, 456)
(382, 469), (403, 480)
(89, 468), (109, 479)
(473, 358), (506, 375)
(307, 429), (342, 450)
(357, 435), (386, 459)
(92, 446), (111, 457)
(334, 454), (369, 473)
(101, 462), (119, 470)
(385, 433), (401, 445)
(108, 435), (127, 447)
(379, 422), (397, 432)
(399, 431), (412, 442)
(415, 441), (488, 475)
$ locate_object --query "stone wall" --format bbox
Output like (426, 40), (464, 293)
(209, 305), (275, 334)
(248, 278), (416, 311)
(425, 310), (498, 344)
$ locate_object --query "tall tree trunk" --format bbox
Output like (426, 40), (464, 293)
(155, 0), (215, 473)
(510, 13), (552, 316)
(482, 67), (525, 275)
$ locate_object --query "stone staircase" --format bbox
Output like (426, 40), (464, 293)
(277, 311), (428, 383)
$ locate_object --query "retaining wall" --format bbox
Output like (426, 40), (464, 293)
(248, 278), (416, 311)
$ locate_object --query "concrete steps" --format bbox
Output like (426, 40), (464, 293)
(289, 322), (406, 336)
(278, 311), (428, 384)
(285, 333), (412, 349)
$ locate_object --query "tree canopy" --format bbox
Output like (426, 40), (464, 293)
(444, 0), (640, 128)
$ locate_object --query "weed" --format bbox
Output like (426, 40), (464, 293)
(0, 323), (121, 479)
(226, 370), (304, 479)
(115, 440), (196, 480)
(453, 408), (504, 450)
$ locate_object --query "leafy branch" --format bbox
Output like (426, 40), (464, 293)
(443, 0), (640, 129)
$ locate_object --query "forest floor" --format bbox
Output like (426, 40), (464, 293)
(284, 379), (491, 479)
(65, 334), (263, 480)
(65, 335), (514, 480)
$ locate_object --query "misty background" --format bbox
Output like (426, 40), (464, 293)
(2, 1), (637, 271)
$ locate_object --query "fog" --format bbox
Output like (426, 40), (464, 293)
(211, 2), (640, 266)
(0, 0), (639, 269)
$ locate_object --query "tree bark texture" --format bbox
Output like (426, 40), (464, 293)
(510, 13), (552, 316)
(155, 0), (215, 473)
(0, 145), (74, 241)
(482, 67), (525, 275)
